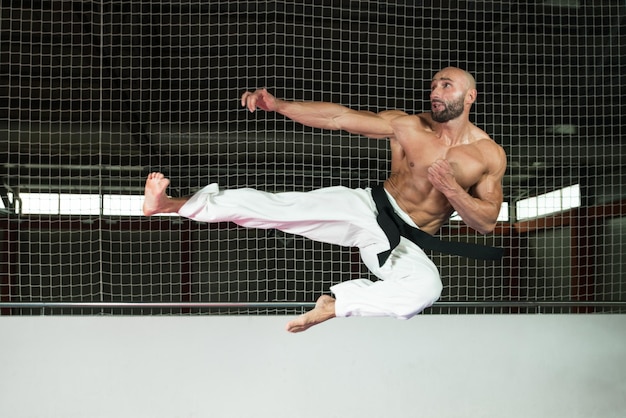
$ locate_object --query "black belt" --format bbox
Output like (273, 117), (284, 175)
(371, 185), (504, 267)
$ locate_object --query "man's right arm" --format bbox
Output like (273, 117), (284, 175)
(241, 88), (402, 139)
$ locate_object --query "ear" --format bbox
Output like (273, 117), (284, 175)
(466, 88), (477, 105)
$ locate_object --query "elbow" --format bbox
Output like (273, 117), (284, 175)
(476, 220), (497, 235)
(475, 203), (501, 234)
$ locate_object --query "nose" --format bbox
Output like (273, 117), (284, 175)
(430, 87), (440, 101)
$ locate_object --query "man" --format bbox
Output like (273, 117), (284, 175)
(143, 67), (507, 333)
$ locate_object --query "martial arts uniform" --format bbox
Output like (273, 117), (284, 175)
(178, 183), (443, 319)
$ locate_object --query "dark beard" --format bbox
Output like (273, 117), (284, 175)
(431, 97), (464, 123)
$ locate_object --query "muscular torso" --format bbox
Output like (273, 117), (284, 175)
(383, 113), (495, 234)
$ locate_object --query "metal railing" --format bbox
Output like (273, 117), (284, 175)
(1, 300), (625, 314)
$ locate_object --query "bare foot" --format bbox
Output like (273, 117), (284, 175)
(286, 295), (336, 333)
(142, 172), (173, 216)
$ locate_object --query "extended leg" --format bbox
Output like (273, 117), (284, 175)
(176, 179), (387, 251)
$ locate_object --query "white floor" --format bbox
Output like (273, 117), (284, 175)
(1, 314), (625, 418)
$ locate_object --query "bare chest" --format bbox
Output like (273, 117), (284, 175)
(392, 138), (487, 190)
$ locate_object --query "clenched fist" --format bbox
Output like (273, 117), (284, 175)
(427, 159), (460, 195)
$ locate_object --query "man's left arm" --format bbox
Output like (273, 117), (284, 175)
(428, 146), (507, 234)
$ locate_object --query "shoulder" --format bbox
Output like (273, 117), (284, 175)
(469, 126), (503, 152)
(472, 135), (507, 176)
(382, 111), (434, 130)
(377, 109), (410, 121)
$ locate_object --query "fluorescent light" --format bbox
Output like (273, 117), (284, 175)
(498, 203), (509, 221)
(17, 192), (177, 217)
(449, 202), (509, 222)
(516, 184), (580, 221)
(102, 195), (144, 216)
(60, 194), (100, 215)
(19, 193), (60, 215)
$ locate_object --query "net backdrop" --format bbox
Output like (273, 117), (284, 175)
(1, 1), (624, 315)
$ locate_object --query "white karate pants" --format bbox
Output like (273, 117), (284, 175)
(178, 184), (442, 319)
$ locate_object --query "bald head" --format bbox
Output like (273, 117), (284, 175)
(433, 67), (476, 90)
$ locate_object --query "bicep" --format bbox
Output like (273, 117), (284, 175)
(474, 144), (506, 198)
(472, 149), (507, 212)
(472, 176), (503, 207)
(334, 109), (406, 139)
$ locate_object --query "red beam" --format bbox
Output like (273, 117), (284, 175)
(0, 230), (19, 315)
(513, 210), (575, 234)
(570, 207), (598, 313)
(513, 199), (626, 235)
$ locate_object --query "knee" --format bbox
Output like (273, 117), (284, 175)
(429, 278), (444, 301)
(391, 278), (442, 320)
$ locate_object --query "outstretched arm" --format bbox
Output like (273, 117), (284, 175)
(241, 88), (402, 139)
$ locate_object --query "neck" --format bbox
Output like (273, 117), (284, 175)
(434, 118), (472, 145)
